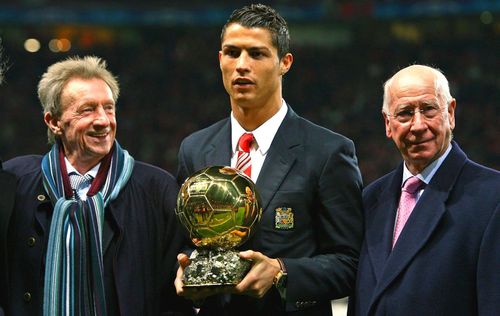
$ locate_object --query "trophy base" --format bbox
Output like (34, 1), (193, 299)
(183, 248), (251, 287)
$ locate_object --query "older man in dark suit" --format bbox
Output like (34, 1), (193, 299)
(350, 65), (500, 316)
(174, 4), (363, 316)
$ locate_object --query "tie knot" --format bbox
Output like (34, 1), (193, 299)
(238, 133), (254, 153)
(402, 176), (424, 194)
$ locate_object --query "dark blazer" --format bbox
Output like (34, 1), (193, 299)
(2, 155), (194, 316)
(350, 141), (500, 316)
(0, 161), (17, 313)
(177, 106), (364, 315)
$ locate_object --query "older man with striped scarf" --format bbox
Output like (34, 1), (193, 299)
(2, 56), (193, 316)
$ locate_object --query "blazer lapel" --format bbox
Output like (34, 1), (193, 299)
(256, 107), (300, 211)
(204, 119), (232, 167)
(103, 201), (125, 255)
(364, 168), (402, 282)
(369, 142), (468, 309)
(102, 210), (116, 255)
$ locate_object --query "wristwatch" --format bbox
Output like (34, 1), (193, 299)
(273, 258), (288, 291)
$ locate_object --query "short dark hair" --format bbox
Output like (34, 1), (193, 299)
(221, 3), (290, 59)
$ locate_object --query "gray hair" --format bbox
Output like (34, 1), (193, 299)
(38, 55), (119, 144)
(382, 65), (453, 115)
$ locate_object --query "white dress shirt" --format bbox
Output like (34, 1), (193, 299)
(230, 99), (288, 183)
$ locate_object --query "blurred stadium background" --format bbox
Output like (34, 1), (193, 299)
(0, 0), (498, 186)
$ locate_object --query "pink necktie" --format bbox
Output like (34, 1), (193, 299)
(393, 176), (424, 248)
(236, 133), (254, 177)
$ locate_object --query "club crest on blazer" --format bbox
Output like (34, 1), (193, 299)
(275, 207), (294, 230)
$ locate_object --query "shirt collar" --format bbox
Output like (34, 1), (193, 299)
(231, 99), (288, 155)
(402, 143), (452, 186)
(64, 157), (100, 178)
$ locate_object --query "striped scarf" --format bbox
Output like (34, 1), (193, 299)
(41, 141), (134, 316)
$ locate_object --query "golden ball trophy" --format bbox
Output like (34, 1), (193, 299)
(176, 166), (262, 287)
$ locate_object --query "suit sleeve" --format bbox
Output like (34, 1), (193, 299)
(477, 202), (500, 315)
(283, 138), (364, 310)
(176, 139), (193, 187)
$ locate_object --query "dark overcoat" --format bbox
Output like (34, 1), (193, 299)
(2, 156), (193, 316)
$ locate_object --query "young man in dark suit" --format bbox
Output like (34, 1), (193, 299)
(350, 65), (500, 315)
(175, 4), (364, 315)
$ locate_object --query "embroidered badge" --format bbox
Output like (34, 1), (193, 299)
(275, 207), (294, 230)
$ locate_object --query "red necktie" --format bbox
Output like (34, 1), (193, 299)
(393, 176), (424, 248)
(236, 133), (254, 177)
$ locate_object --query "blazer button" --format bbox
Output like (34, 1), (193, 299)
(27, 236), (36, 247)
(37, 194), (46, 201)
(23, 292), (32, 302)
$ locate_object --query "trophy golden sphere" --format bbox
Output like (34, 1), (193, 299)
(176, 166), (262, 250)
